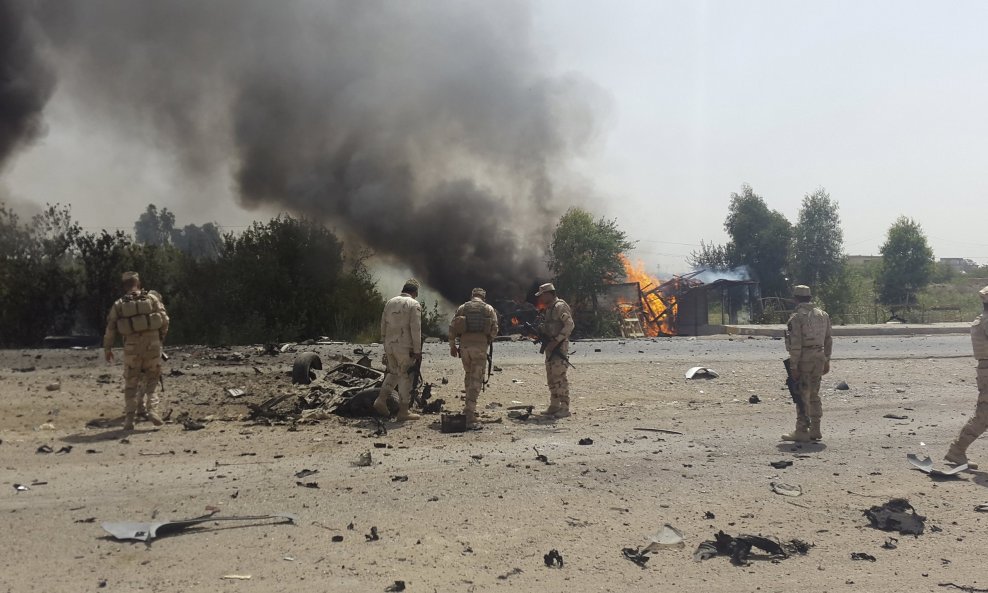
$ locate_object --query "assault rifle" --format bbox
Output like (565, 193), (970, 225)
(522, 322), (574, 369)
(483, 342), (494, 391)
(782, 358), (805, 417)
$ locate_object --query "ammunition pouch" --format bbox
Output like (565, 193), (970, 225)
(451, 315), (467, 336)
(115, 290), (163, 336)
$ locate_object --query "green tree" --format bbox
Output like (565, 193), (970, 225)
(790, 188), (849, 313)
(0, 203), (81, 346)
(877, 217), (934, 308)
(548, 207), (635, 312)
(76, 230), (133, 334)
(134, 204), (176, 246)
(687, 240), (730, 270)
(723, 185), (793, 297)
(791, 189), (844, 287)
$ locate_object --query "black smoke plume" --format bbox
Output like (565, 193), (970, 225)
(20, 1), (606, 300)
(0, 0), (55, 169)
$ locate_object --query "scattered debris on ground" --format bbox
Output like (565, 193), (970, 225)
(497, 568), (523, 580)
(544, 549), (564, 568)
(534, 447), (553, 465)
(884, 413), (908, 420)
(294, 469), (317, 479)
(645, 524), (685, 551)
(883, 537), (899, 549)
(622, 546), (651, 568)
(365, 526), (380, 542)
(384, 581), (406, 592)
(685, 367), (718, 379)
(908, 454), (967, 479)
(748, 395), (761, 404)
(836, 381), (850, 390)
(578, 438), (594, 445)
(693, 531), (810, 566)
(939, 583), (988, 593)
(851, 552), (877, 562)
(770, 460), (793, 469)
(771, 482), (802, 497)
(864, 498), (926, 536)
(354, 451), (373, 467)
(633, 428), (684, 435)
(101, 512), (297, 542)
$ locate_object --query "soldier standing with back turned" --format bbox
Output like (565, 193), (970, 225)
(535, 283), (575, 418)
(943, 286), (988, 469)
(782, 285), (833, 442)
(104, 272), (169, 431)
(449, 288), (499, 428)
(374, 279), (423, 422)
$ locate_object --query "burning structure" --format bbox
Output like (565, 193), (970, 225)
(599, 257), (760, 337)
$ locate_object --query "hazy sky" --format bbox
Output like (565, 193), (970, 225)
(5, 0), (988, 275)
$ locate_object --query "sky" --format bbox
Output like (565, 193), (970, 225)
(5, 0), (988, 277)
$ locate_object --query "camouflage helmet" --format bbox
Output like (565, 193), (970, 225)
(121, 271), (140, 283)
(793, 285), (811, 298)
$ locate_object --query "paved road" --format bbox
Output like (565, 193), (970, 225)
(479, 334), (973, 365)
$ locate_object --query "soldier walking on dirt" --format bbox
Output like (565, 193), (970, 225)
(374, 279), (423, 422)
(103, 272), (169, 431)
(782, 285), (833, 442)
(535, 283), (575, 418)
(449, 288), (499, 428)
(943, 286), (988, 469)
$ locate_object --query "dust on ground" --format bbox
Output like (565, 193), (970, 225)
(1, 335), (986, 593)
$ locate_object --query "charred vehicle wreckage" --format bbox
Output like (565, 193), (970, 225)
(247, 350), (444, 426)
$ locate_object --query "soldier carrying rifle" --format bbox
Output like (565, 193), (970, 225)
(533, 283), (575, 419)
(782, 285), (833, 442)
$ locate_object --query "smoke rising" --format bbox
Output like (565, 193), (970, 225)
(0, 0), (55, 169)
(12, 0), (606, 300)
(693, 266), (754, 284)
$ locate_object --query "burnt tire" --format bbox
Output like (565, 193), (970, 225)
(292, 352), (323, 385)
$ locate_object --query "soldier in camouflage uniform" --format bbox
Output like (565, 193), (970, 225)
(944, 286), (988, 470)
(104, 272), (170, 431)
(535, 283), (575, 418)
(782, 285), (833, 442)
(449, 288), (499, 428)
(374, 279), (423, 422)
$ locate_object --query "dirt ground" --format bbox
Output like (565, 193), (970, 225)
(2, 335), (988, 593)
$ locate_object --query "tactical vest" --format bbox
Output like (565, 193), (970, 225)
(973, 315), (988, 360)
(115, 290), (165, 336)
(463, 300), (492, 334)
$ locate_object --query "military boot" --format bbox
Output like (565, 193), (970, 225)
(396, 399), (421, 422)
(552, 401), (571, 419)
(808, 419), (822, 441)
(945, 441), (979, 470)
(541, 398), (561, 417)
(147, 409), (164, 427)
(465, 410), (479, 429)
(781, 420), (811, 442)
(122, 414), (135, 431)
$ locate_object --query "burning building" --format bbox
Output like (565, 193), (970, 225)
(599, 257), (760, 337)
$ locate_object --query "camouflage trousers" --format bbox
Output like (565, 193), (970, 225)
(795, 357), (825, 428)
(459, 345), (487, 415)
(123, 332), (162, 418)
(380, 348), (415, 406)
(954, 366), (988, 451)
(545, 342), (570, 409)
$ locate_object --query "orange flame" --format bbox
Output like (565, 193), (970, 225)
(618, 255), (677, 336)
